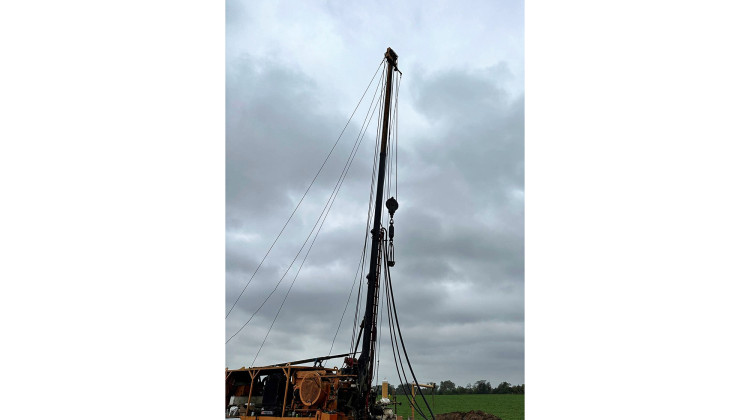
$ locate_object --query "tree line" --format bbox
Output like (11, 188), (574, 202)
(376, 380), (524, 396)
(437, 380), (524, 395)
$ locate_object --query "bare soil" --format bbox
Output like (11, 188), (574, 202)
(435, 410), (502, 420)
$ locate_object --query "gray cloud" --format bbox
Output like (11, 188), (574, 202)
(226, 0), (524, 387)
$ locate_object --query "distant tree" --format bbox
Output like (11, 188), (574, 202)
(474, 380), (492, 394)
(510, 384), (524, 395)
(493, 381), (511, 394)
(388, 378), (522, 396)
(438, 380), (456, 395)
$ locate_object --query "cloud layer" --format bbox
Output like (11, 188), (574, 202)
(226, 0), (524, 387)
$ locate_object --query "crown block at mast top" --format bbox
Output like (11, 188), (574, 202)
(379, 48), (398, 155)
(385, 47), (398, 67)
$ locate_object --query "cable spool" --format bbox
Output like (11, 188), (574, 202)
(298, 371), (326, 406)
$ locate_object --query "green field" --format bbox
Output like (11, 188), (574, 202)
(388, 394), (524, 420)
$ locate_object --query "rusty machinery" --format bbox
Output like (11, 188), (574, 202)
(225, 47), (429, 420)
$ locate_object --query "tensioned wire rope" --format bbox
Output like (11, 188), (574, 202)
(376, 233), (432, 420)
(342, 68), (405, 400)
(376, 71), (401, 388)
(375, 241), (387, 386)
(386, 72), (397, 200)
(344, 68), (401, 370)
(226, 63), (387, 346)
(248, 72), (388, 364)
(323, 83), (385, 366)
(225, 58), (385, 320)
(383, 239), (423, 419)
(323, 63), (390, 365)
(370, 167), (431, 420)
(350, 64), (389, 356)
(333, 61), (390, 364)
(356, 229), (430, 420)
(383, 238), (435, 420)
(395, 72), (400, 201)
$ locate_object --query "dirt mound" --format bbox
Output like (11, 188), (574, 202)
(435, 410), (501, 420)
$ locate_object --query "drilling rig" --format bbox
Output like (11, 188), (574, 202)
(225, 48), (423, 420)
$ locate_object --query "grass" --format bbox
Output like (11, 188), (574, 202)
(387, 394), (524, 420)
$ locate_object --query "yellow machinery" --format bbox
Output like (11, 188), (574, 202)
(225, 47), (429, 420)
(226, 355), (359, 420)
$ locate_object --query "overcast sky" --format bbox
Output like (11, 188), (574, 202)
(225, 0), (524, 387)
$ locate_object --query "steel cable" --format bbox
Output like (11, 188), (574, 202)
(225, 58), (385, 319)
(383, 236), (430, 420)
(323, 73), (388, 363)
(384, 255), (435, 420)
(226, 64), (386, 345)
(243, 66), (387, 355)
(351, 64), (388, 353)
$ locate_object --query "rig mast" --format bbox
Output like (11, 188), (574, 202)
(357, 46), (398, 418)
